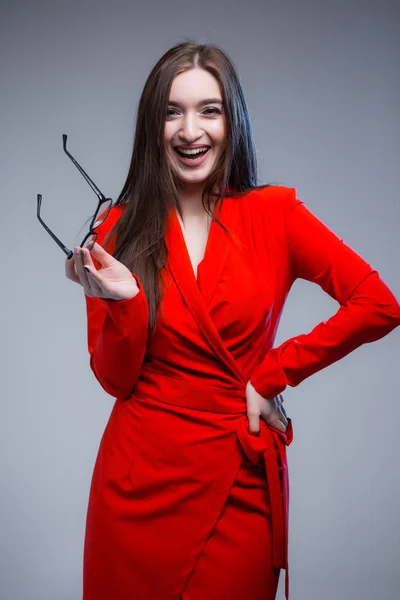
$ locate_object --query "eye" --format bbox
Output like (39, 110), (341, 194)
(203, 108), (222, 115)
(166, 107), (222, 117)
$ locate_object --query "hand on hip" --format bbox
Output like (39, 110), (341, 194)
(245, 380), (288, 435)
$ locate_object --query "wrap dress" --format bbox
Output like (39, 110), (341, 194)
(82, 185), (400, 600)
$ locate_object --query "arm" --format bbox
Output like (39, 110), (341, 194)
(85, 280), (149, 399)
(250, 189), (400, 399)
(84, 206), (149, 399)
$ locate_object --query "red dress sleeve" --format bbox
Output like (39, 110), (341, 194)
(84, 206), (149, 400)
(250, 188), (400, 399)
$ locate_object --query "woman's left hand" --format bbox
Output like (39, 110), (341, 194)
(245, 380), (288, 435)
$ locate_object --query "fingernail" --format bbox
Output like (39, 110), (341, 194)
(83, 266), (90, 272)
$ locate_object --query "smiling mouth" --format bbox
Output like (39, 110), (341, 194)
(174, 147), (210, 159)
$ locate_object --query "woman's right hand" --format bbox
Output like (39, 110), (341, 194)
(65, 242), (140, 301)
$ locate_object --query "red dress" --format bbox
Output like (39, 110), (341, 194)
(82, 186), (400, 600)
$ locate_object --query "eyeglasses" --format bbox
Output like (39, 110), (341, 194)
(37, 134), (113, 260)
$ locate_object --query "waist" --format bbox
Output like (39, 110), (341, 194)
(133, 367), (247, 414)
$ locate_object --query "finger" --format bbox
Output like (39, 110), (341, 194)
(81, 246), (98, 270)
(81, 248), (104, 296)
(65, 255), (82, 285)
(73, 246), (92, 292)
(246, 386), (262, 435)
(247, 398), (261, 434)
(81, 247), (118, 298)
(262, 404), (287, 429)
(90, 242), (115, 268)
(82, 263), (111, 297)
(248, 412), (260, 435)
(269, 413), (286, 432)
(83, 266), (105, 296)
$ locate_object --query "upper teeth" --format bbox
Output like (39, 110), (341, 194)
(177, 147), (209, 155)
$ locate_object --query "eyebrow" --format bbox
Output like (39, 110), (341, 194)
(167, 98), (224, 108)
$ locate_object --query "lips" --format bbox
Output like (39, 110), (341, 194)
(174, 145), (210, 150)
(173, 146), (211, 167)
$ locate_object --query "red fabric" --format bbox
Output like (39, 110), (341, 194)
(82, 186), (400, 600)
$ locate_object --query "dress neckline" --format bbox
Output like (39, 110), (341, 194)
(171, 198), (222, 283)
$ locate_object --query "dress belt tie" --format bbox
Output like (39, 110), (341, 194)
(237, 417), (293, 600)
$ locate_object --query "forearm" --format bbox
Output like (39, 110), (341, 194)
(250, 269), (400, 399)
(85, 278), (149, 399)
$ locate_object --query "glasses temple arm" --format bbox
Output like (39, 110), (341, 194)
(37, 194), (73, 259)
(62, 134), (106, 201)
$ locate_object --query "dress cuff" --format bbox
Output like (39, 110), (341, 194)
(95, 274), (148, 328)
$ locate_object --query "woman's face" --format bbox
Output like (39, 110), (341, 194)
(164, 67), (227, 190)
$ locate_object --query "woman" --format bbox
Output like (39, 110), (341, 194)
(65, 41), (400, 600)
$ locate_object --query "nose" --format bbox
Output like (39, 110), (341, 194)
(179, 111), (203, 141)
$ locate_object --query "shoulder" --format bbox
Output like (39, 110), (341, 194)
(230, 184), (303, 222)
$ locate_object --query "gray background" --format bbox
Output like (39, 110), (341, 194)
(1, 0), (399, 599)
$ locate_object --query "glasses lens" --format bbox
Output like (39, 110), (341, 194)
(93, 199), (112, 229)
(83, 233), (97, 251)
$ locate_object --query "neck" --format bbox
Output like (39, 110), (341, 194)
(177, 182), (217, 217)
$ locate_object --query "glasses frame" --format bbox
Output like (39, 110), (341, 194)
(37, 134), (113, 260)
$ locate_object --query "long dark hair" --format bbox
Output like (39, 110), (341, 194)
(104, 38), (275, 328)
